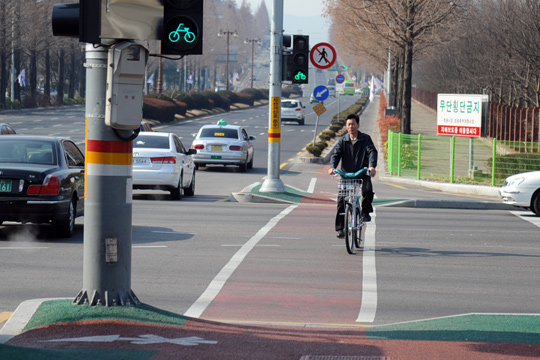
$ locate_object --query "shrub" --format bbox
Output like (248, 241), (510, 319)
(175, 101), (188, 116)
(306, 144), (322, 157)
(329, 124), (343, 132)
(240, 88), (266, 100)
(201, 91), (231, 111)
(236, 92), (255, 106)
(319, 130), (336, 141)
(190, 92), (212, 109)
(173, 93), (195, 109)
(217, 90), (240, 104)
(143, 97), (176, 123)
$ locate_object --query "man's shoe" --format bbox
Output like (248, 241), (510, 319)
(336, 230), (345, 238)
(362, 213), (371, 222)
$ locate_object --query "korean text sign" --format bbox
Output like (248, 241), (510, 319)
(437, 94), (482, 138)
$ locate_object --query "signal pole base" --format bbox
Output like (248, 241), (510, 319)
(73, 289), (140, 307)
(260, 178), (286, 193)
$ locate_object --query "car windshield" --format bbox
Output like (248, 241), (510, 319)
(281, 102), (298, 108)
(134, 136), (170, 149)
(199, 128), (238, 139)
(0, 139), (56, 165)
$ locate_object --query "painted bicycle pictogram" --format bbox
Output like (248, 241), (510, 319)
(169, 23), (196, 43)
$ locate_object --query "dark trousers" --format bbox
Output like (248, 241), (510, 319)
(335, 176), (374, 231)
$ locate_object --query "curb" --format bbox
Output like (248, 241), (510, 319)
(0, 298), (69, 344)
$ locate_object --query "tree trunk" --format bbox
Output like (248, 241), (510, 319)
(57, 50), (65, 106)
(402, 39), (413, 135)
(68, 50), (75, 98)
(45, 49), (51, 104)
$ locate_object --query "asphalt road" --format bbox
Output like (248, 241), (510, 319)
(1, 100), (539, 330)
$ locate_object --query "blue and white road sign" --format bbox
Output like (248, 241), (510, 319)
(336, 74), (345, 84)
(313, 85), (329, 102)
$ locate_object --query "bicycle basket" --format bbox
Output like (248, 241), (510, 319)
(337, 179), (362, 198)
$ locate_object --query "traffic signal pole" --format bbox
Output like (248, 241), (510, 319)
(260, 0), (286, 193)
(73, 43), (138, 307)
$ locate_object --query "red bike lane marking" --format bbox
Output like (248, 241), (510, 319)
(202, 204), (365, 325)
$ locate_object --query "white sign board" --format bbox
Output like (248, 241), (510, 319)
(437, 94), (483, 138)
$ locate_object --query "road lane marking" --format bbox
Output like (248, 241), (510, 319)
(512, 211), (540, 227)
(356, 210), (377, 323)
(0, 247), (49, 250)
(184, 205), (298, 318)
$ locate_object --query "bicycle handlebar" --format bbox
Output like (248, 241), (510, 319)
(334, 167), (368, 179)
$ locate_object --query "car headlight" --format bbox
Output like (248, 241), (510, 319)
(506, 176), (525, 187)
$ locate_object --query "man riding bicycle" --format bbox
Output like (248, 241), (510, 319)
(328, 113), (378, 239)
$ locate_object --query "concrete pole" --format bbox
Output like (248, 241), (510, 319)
(73, 43), (138, 307)
(260, 0), (285, 193)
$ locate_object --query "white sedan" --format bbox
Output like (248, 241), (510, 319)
(191, 119), (255, 172)
(500, 170), (540, 216)
(132, 132), (196, 200)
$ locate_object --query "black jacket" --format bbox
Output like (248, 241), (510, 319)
(330, 132), (378, 172)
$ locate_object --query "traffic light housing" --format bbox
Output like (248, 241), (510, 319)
(52, 0), (100, 43)
(162, 0), (204, 55)
(291, 35), (309, 84)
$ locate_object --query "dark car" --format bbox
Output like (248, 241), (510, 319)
(0, 136), (85, 238)
(0, 123), (16, 135)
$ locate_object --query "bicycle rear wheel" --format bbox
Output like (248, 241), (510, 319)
(344, 204), (356, 254)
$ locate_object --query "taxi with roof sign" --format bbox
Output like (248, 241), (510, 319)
(191, 119), (255, 172)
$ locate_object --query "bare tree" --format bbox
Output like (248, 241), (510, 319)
(325, 0), (471, 133)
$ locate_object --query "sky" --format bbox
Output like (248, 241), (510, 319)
(243, 0), (330, 45)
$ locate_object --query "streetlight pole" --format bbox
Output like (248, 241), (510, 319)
(244, 38), (261, 89)
(218, 30), (238, 91)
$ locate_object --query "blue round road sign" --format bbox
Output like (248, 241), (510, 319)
(313, 85), (329, 102)
(336, 74), (345, 84)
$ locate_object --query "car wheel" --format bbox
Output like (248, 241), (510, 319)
(170, 174), (183, 200)
(531, 192), (540, 216)
(298, 118), (304, 125)
(247, 156), (254, 169)
(54, 197), (76, 238)
(239, 160), (248, 172)
(184, 171), (195, 196)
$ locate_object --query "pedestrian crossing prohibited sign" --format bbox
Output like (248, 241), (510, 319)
(310, 42), (336, 70)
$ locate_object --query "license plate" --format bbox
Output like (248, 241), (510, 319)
(211, 145), (223, 152)
(0, 179), (12, 192)
(211, 155), (222, 159)
(133, 158), (150, 165)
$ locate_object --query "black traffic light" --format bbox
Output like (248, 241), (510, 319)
(291, 35), (309, 84)
(52, 0), (101, 44)
(162, 0), (204, 55)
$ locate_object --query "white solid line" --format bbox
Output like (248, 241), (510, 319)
(307, 178), (317, 194)
(184, 205), (298, 318)
(0, 247), (49, 250)
(356, 210), (378, 323)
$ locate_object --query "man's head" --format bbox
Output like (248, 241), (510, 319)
(345, 113), (359, 138)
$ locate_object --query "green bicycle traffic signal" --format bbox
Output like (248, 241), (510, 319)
(162, 0), (204, 55)
(294, 71), (307, 81)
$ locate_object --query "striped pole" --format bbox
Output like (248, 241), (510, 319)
(73, 44), (138, 307)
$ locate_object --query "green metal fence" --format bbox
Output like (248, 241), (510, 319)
(386, 130), (540, 186)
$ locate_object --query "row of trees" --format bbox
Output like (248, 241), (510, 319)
(325, 0), (540, 134)
(0, 0), (270, 109)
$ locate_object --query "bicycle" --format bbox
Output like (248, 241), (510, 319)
(169, 23), (196, 44)
(335, 168), (368, 254)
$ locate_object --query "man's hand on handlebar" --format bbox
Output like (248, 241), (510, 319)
(368, 167), (376, 177)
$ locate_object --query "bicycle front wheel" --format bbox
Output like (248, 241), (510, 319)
(355, 209), (362, 248)
(344, 204), (356, 254)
